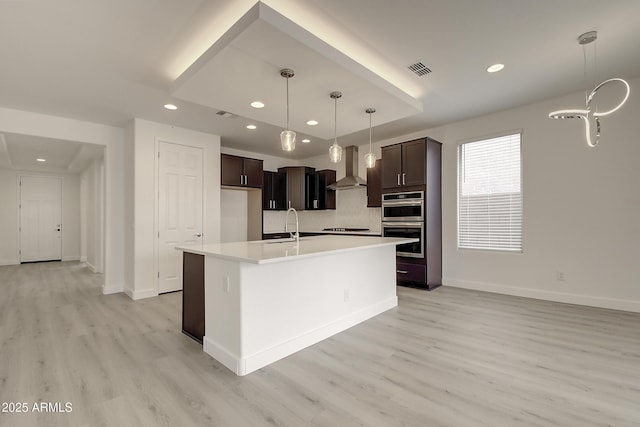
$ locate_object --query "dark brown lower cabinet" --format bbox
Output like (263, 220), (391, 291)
(182, 252), (204, 344)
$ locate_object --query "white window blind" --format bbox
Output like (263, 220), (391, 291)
(458, 133), (522, 251)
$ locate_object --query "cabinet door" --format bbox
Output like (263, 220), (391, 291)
(305, 169), (317, 210)
(381, 144), (402, 189)
(402, 139), (426, 186)
(272, 172), (287, 210)
(244, 158), (263, 188)
(221, 154), (243, 186)
(367, 159), (382, 207)
(279, 167), (305, 210)
(262, 171), (274, 210)
(317, 169), (336, 210)
(182, 252), (204, 343)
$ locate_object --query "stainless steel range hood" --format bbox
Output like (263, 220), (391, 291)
(327, 146), (367, 190)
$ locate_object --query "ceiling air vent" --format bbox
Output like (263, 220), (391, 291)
(216, 110), (238, 118)
(408, 62), (432, 76)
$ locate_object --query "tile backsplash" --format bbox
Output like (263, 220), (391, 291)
(263, 187), (381, 234)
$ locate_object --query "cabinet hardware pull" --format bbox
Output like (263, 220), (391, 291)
(396, 270), (408, 274)
(397, 174), (400, 186)
(194, 233), (203, 238)
(402, 173), (406, 185)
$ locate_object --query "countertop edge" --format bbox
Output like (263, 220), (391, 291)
(176, 235), (415, 264)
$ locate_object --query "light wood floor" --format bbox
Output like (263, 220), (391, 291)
(1, 262), (639, 427)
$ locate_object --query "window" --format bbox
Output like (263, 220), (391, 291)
(458, 132), (522, 251)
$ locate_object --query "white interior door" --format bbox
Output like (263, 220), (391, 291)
(158, 141), (203, 293)
(20, 176), (62, 262)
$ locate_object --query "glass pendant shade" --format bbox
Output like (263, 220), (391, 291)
(280, 68), (295, 152)
(328, 91), (343, 163)
(281, 130), (296, 151)
(329, 141), (342, 163)
(365, 107), (376, 168)
(364, 151), (377, 168)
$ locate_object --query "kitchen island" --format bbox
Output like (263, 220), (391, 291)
(176, 235), (415, 376)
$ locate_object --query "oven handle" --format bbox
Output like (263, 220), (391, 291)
(381, 199), (423, 206)
(382, 222), (424, 228)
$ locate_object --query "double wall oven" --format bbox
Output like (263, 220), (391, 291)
(382, 191), (424, 258)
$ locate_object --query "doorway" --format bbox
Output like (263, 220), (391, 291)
(157, 141), (204, 294)
(19, 176), (62, 262)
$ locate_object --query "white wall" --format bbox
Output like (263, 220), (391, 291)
(220, 189), (249, 242)
(0, 169), (81, 264)
(0, 107), (125, 294)
(124, 118), (221, 300)
(340, 77), (640, 312)
(0, 169), (19, 265)
(441, 86), (639, 312)
(81, 157), (105, 272)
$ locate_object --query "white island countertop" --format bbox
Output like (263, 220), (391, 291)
(176, 234), (416, 265)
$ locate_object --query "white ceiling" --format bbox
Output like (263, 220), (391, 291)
(1, 0), (639, 161)
(0, 133), (104, 174)
(172, 3), (422, 141)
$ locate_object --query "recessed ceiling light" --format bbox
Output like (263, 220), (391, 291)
(246, 124), (257, 130)
(302, 139), (310, 143)
(487, 63), (505, 73)
(250, 101), (265, 109)
(36, 158), (46, 162)
(164, 103), (178, 110)
(306, 120), (318, 126)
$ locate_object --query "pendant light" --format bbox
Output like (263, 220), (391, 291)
(364, 108), (377, 168)
(280, 69), (296, 152)
(328, 91), (343, 163)
(548, 31), (630, 147)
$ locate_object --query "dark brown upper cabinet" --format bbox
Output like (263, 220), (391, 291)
(381, 138), (426, 190)
(263, 171), (287, 211)
(277, 166), (336, 210)
(307, 169), (336, 210)
(366, 159), (382, 207)
(221, 154), (263, 188)
(278, 166), (310, 210)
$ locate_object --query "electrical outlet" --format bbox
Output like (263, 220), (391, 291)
(344, 289), (350, 302)
(556, 271), (566, 282)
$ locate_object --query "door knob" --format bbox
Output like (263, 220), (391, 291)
(194, 233), (203, 237)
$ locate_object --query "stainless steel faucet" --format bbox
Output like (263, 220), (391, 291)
(285, 207), (299, 244)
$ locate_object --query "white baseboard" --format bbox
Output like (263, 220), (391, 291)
(80, 256), (87, 262)
(124, 286), (158, 300)
(62, 256), (80, 262)
(204, 296), (398, 376)
(0, 259), (19, 266)
(443, 277), (640, 313)
(85, 261), (96, 273)
(203, 339), (241, 374)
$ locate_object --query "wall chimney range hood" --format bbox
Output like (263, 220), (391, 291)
(327, 146), (367, 190)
